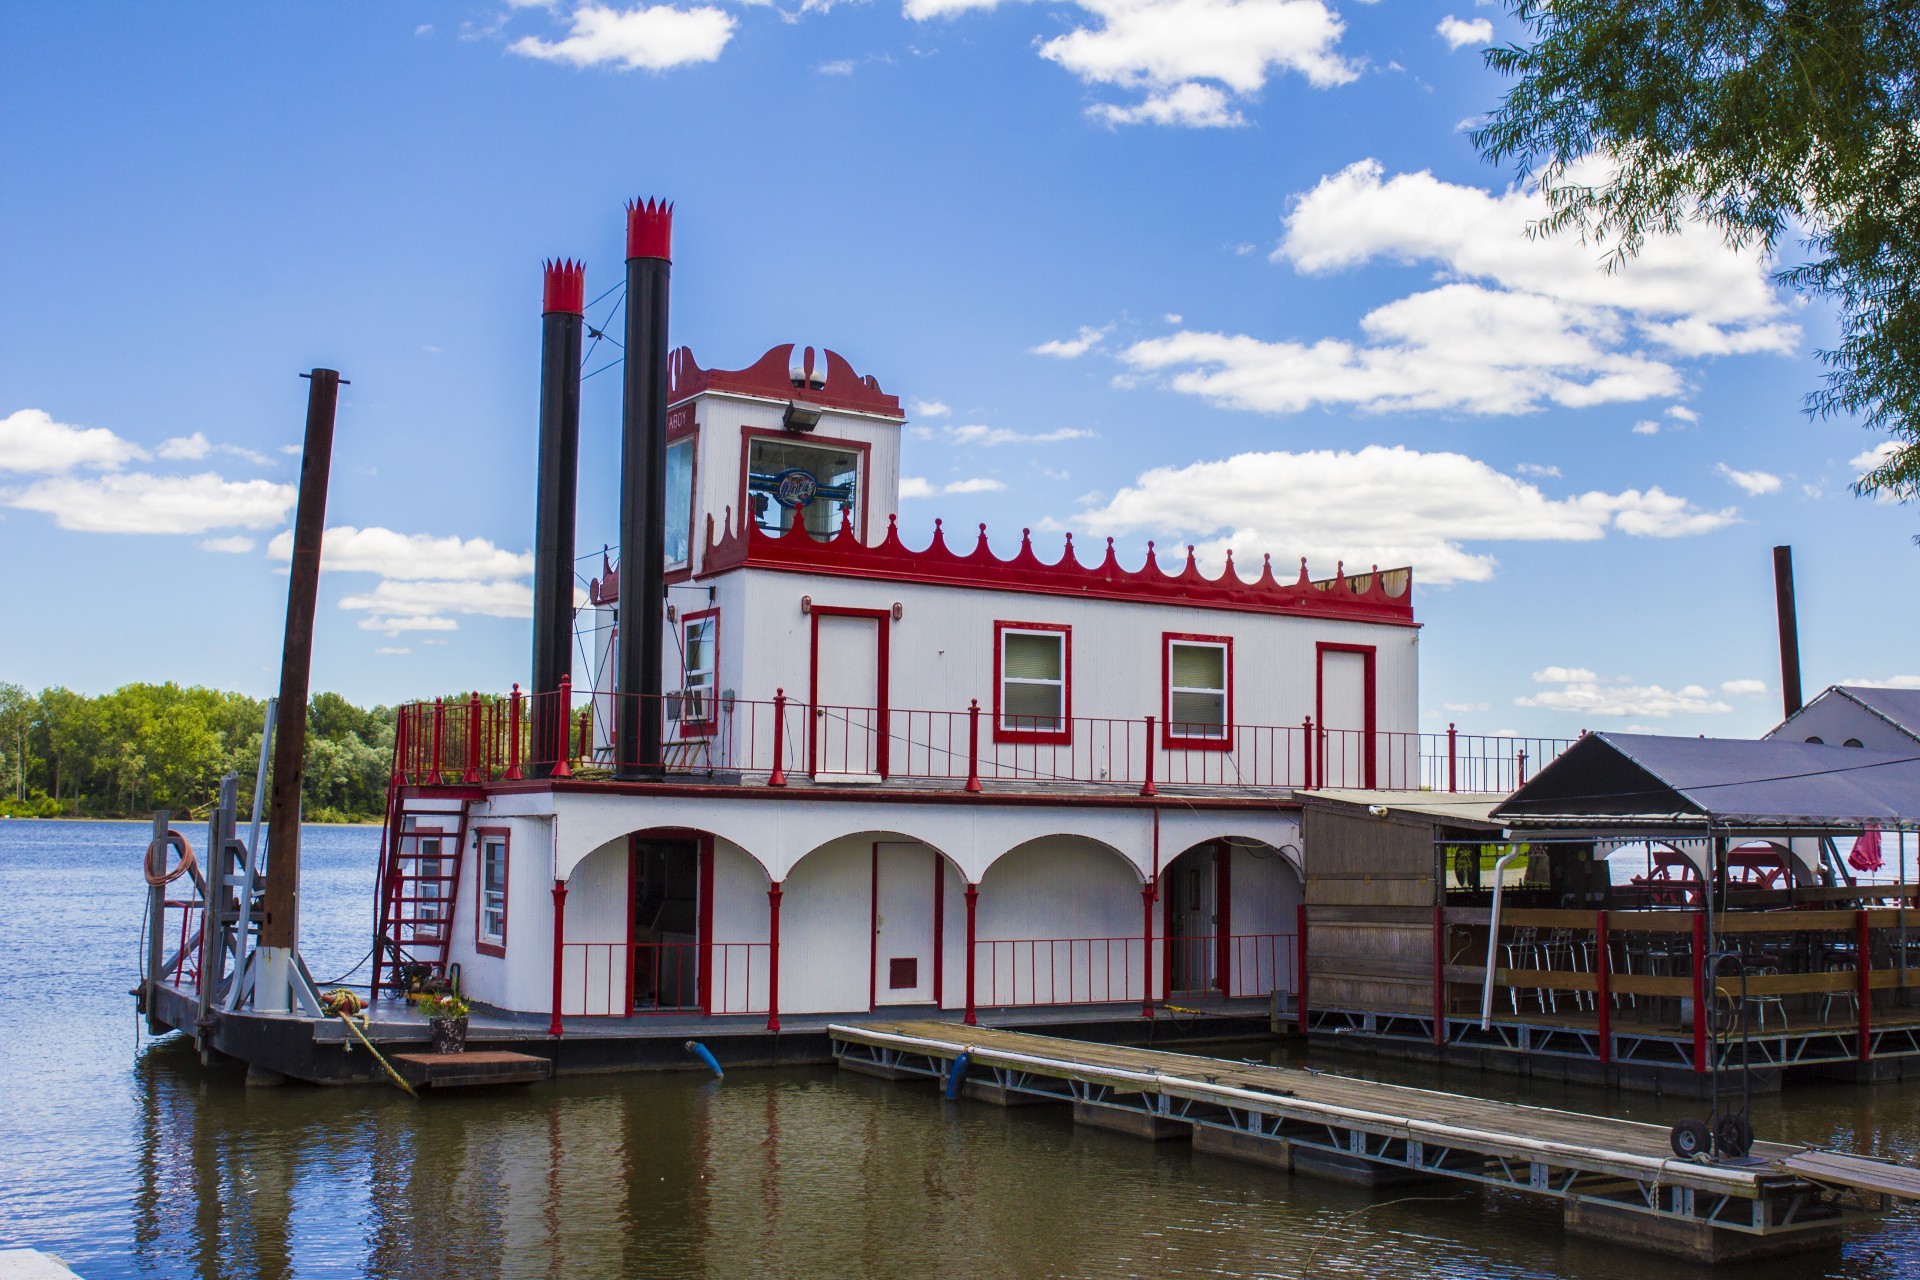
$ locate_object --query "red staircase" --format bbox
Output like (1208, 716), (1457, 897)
(372, 789), (478, 994)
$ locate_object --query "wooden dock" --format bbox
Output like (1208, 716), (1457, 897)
(390, 1050), (552, 1089)
(830, 1019), (1919, 1264)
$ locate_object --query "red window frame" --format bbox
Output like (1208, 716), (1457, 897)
(665, 413), (700, 583)
(1162, 632), (1233, 751)
(678, 606), (719, 739)
(738, 427), (872, 543)
(992, 620), (1072, 745)
(475, 825), (510, 958)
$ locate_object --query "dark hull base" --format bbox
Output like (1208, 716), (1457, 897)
(143, 983), (1273, 1087)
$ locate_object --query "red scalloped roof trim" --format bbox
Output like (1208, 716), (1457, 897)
(691, 511), (1415, 623)
(626, 197), (672, 260)
(668, 344), (903, 419)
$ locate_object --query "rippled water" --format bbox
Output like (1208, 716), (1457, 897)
(3, 818), (1918, 1279)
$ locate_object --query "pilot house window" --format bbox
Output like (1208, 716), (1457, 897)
(747, 437), (861, 539)
(996, 622), (1070, 743)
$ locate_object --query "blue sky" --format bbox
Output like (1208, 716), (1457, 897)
(2, 1), (1913, 738)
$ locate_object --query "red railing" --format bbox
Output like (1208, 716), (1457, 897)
(1164, 933), (1295, 999)
(973, 936), (1147, 1008)
(393, 688), (1573, 795)
(559, 941), (770, 1017)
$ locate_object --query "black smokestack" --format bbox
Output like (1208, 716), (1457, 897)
(1772, 545), (1804, 719)
(532, 260), (584, 774)
(616, 198), (672, 779)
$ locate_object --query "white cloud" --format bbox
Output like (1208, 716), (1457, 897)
(158, 432), (212, 460)
(1032, 325), (1113, 358)
(903, 0), (1013, 15)
(375, 646), (413, 655)
(1533, 666), (1598, 683)
(338, 578), (533, 621)
(1517, 669), (1735, 718)
(508, 3), (735, 70)
(947, 423), (1098, 446)
(1435, 15), (1490, 49)
(899, 476), (1008, 498)
(0, 408), (147, 474)
(1125, 159), (1795, 418)
(1720, 678), (1768, 696)
(1852, 441), (1898, 472)
(1092, 82), (1244, 128)
(1631, 420), (1661, 435)
(1515, 462), (1560, 478)
(358, 614), (462, 637)
(910, 399), (952, 419)
(200, 535), (256, 554)
(1667, 405), (1699, 423)
(818, 58), (856, 74)
(1064, 445), (1736, 585)
(266, 525), (535, 580)
(7, 471), (296, 534)
(1032, 0), (1356, 126)
(1715, 463), (1782, 495)
(1842, 674), (1920, 690)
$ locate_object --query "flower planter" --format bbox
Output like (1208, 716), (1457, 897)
(430, 1014), (469, 1055)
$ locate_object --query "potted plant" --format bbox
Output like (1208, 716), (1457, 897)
(420, 991), (471, 1054)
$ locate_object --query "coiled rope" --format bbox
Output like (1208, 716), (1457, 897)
(143, 829), (197, 887)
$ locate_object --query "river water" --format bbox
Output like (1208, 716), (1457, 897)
(3, 818), (1918, 1279)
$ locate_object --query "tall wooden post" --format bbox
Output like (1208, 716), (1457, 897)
(145, 809), (170, 1033)
(259, 369), (342, 962)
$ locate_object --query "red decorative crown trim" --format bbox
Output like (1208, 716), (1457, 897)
(668, 344), (903, 419)
(626, 197), (673, 260)
(542, 259), (585, 316)
(696, 512), (1415, 623)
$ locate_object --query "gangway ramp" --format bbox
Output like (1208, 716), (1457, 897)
(830, 1020), (1911, 1264)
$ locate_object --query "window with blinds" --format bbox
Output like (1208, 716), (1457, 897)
(479, 834), (509, 950)
(682, 615), (716, 731)
(999, 627), (1067, 735)
(1166, 637), (1230, 743)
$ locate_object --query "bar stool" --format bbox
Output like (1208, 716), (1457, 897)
(1745, 964), (1788, 1032)
(1503, 926), (1544, 1014)
(1820, 960), (1858, 1025)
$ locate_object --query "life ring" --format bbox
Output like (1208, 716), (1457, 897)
(143, 829), (197, 887)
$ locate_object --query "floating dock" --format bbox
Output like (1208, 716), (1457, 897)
(830, 1019), (1920, 1264)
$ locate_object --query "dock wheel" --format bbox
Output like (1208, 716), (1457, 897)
(1669, 1117), (1712, 1159)
(1714, 1114), (1753, 1159)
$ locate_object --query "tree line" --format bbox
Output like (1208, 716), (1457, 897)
(0, 683), (394, 823)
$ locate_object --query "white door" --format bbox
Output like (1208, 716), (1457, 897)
(1319, 648), (1371, 788)
(873, 842), (936, 1005)
(813, 614), (884, 779)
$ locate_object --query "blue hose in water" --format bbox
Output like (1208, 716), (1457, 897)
(945, 1051), (970, 1100)
(685, 1040), (723, 1080)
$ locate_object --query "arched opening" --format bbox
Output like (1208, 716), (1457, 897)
(1162, 837), (1303, 999)
(780, 830), (963, 1016)
(561, 827), (772, 1018)
(974, 835), (1146, 1011)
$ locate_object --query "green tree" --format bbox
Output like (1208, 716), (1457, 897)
(1475, 1), (1920, 505)
(0, 683), (30, 801)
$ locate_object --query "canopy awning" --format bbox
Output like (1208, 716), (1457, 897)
(1492, 732), (1920, 835)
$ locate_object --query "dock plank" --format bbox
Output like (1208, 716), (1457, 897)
(391, 1050), (551, 1089)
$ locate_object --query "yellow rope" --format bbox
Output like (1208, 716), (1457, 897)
(335, 1012), (419, 1098)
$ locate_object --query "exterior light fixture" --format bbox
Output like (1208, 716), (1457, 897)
(783, 401), (823, 433)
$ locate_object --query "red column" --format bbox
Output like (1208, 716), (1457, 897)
(766, 881), (783, 1033)
(1691, 911), (1707, 1073)
(1446, 722), (1457, 793)
(431, 697), (445, 781)
(1301, 716), (1315, 789)
(964, 882), (979, 1026)
(1431, 904), (1445, 1046)
(769, 689), (788, 787)
(1139, 716), (1157, 797)
(1858, 908), (1873, 1063)
(1595, 910), (1612, 1065)
(549, 878), (569, 1038)
(1141, 880), (1157, 1018)
(506, 684), (524, 780)
(965, 699), (982, 793)
(1296, 901), (1310, 1034)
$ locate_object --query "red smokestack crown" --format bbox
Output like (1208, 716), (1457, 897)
(626, 197), (673, 261)
(543, 259), (586, 315)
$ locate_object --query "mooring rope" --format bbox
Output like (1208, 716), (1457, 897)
(323, 990), (417, 1098)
